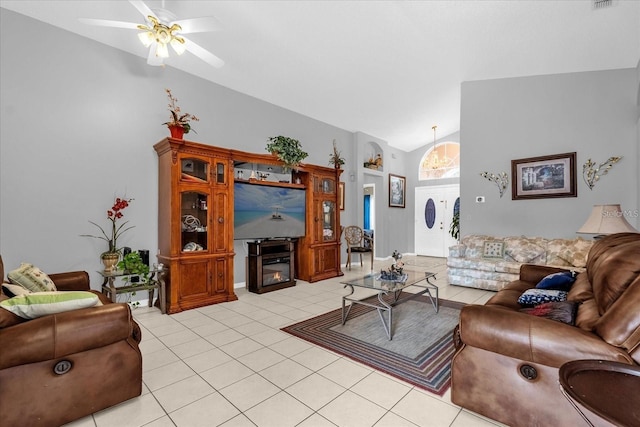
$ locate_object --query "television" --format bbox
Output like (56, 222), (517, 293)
(234, 182), (306, 240)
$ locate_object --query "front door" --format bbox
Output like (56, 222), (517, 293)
(414, 184), (459, 257)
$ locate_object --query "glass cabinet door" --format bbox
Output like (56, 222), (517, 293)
(181, 157), (209, 183)
(322, 200), (336, 241)
(181, 191), (208, 252)
(315, 176), (335, 194)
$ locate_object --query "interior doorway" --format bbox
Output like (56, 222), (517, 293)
(414, 184), (460, 257)
(363, 184), (376, 255)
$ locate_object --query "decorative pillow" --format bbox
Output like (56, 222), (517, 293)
(517, 288), (568, 306)
(504, 237), (546, 263)
(520, 301), (579, 325)
(7, 263), (57, 292)
(2, 283), (32, 297)
(0, 291), (99, 319)
(482, 241), (504, 259)
(535, 271), (577, 292)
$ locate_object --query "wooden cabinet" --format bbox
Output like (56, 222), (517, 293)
(154, 138), (237, 314)
(297, 168), (343, 282)
(154, 139), (342, 312)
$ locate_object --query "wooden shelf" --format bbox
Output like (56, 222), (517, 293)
(234, 178), (305, 189)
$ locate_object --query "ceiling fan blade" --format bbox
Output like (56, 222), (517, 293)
(79, 18), (140, 30)
(183, 37), (225, 68)
(147, 44), (164, 66)
(172, 17), (222, 34)
(129, 0), (155, 21)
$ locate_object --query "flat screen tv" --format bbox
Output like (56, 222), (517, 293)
(234, 182), (306, 240)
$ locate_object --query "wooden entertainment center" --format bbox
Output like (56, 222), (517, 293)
(154, 138), (342, 314)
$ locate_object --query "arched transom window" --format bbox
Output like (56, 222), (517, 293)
(419, 142), (460, 180)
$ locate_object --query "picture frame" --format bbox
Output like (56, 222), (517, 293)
(389, 174), (406, 208)
(511, 152), (577, 200)
(339, 182), (345, 210)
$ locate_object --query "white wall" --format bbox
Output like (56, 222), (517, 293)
(460, 69), (639, 238)
(0, 10), (354, 288)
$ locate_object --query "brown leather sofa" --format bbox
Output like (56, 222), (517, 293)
(451, 232), (640, 427)
(0, 256), (143, 427)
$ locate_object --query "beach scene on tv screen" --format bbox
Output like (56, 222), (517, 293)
(234, 183), (306, 239)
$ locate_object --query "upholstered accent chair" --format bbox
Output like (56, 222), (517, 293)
(344, 226), (374, 270)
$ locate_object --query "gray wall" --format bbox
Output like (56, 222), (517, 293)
(460, 69), (639, 238)
(0, 10), (354, 288)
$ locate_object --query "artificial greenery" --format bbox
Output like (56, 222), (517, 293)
(329, 139), (345, 168)
(449, 211), (460, 241)
(266, 136), (309, 171)
(117, 251), (150, 283)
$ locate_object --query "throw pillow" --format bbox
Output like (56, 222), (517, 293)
(520, 301), (579, 325)
(7, 263), (57, 292)
(535, 271), (577, 292)
(0, 291), (99, 319)
(517, 288), (568, 306)
(482, 241), (504, 259)
(2, 283), (32, 297)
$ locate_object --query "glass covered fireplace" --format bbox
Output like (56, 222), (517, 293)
(247, 240), (296, 293)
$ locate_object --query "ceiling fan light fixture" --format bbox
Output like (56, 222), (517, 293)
(170, 37), (186, 55)
(137, 30), (154, 47)
(156, 42), (169, 58)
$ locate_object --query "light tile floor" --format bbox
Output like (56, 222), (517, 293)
(66, 256), (506, 427)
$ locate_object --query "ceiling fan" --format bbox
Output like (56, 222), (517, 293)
(80, 0), (224, 68)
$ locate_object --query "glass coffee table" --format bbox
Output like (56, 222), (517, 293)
(341, 270), (439, 340)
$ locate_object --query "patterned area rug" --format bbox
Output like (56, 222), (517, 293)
(281, 294), (464, 396)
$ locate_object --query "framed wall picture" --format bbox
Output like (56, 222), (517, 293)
(389, 174), (406, 208)
(511, 152), (577, 200)
(339, 182), (345, 210)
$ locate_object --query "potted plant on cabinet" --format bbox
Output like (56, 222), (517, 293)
(266, 136), (309, 172)
(163, 88), (199, 139)
(329, 139), (345, 169)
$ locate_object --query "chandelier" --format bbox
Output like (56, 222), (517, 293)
(425, 125), (449, 170)
(137, 16), (186, 59)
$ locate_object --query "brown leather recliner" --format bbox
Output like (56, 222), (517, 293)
(0, 256), (143, 427)
(451, 233), (640, 427)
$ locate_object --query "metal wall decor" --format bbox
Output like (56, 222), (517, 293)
(582, 156), (622, 190)
(479, 171), (509, 198)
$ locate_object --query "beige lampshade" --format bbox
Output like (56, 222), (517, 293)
(577, 204), (638, 235)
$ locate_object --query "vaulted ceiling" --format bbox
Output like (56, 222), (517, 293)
(2, 0), (639, 151)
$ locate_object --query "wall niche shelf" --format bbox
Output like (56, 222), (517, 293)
(363, 141), (384, 172)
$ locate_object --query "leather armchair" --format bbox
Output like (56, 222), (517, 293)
(0, 256), (143, 427)
(451, 233), (640, 427)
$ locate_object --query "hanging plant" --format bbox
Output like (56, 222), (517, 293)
(266, 136), (309, 171)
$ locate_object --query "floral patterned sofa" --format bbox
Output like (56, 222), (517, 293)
(447, 235), (594, 291)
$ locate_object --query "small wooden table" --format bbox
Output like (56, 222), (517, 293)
(99, 268), (166, 314)
(559, 360), (640, 427)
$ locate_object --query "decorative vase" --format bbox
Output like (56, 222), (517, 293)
(101, 252), (120, 273)
(168, 125), (185, 139)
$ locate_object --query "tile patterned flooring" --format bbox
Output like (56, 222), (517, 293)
(66, 256), (506, 427)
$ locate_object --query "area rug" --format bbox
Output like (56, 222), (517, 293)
(281, 294), (464, 396)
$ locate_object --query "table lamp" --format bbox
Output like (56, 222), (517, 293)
(577, 204), (638, 239)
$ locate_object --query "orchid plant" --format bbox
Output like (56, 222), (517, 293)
(82, 197), (134, 256)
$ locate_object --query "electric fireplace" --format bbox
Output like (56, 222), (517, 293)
(247, 240), (296, 293)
